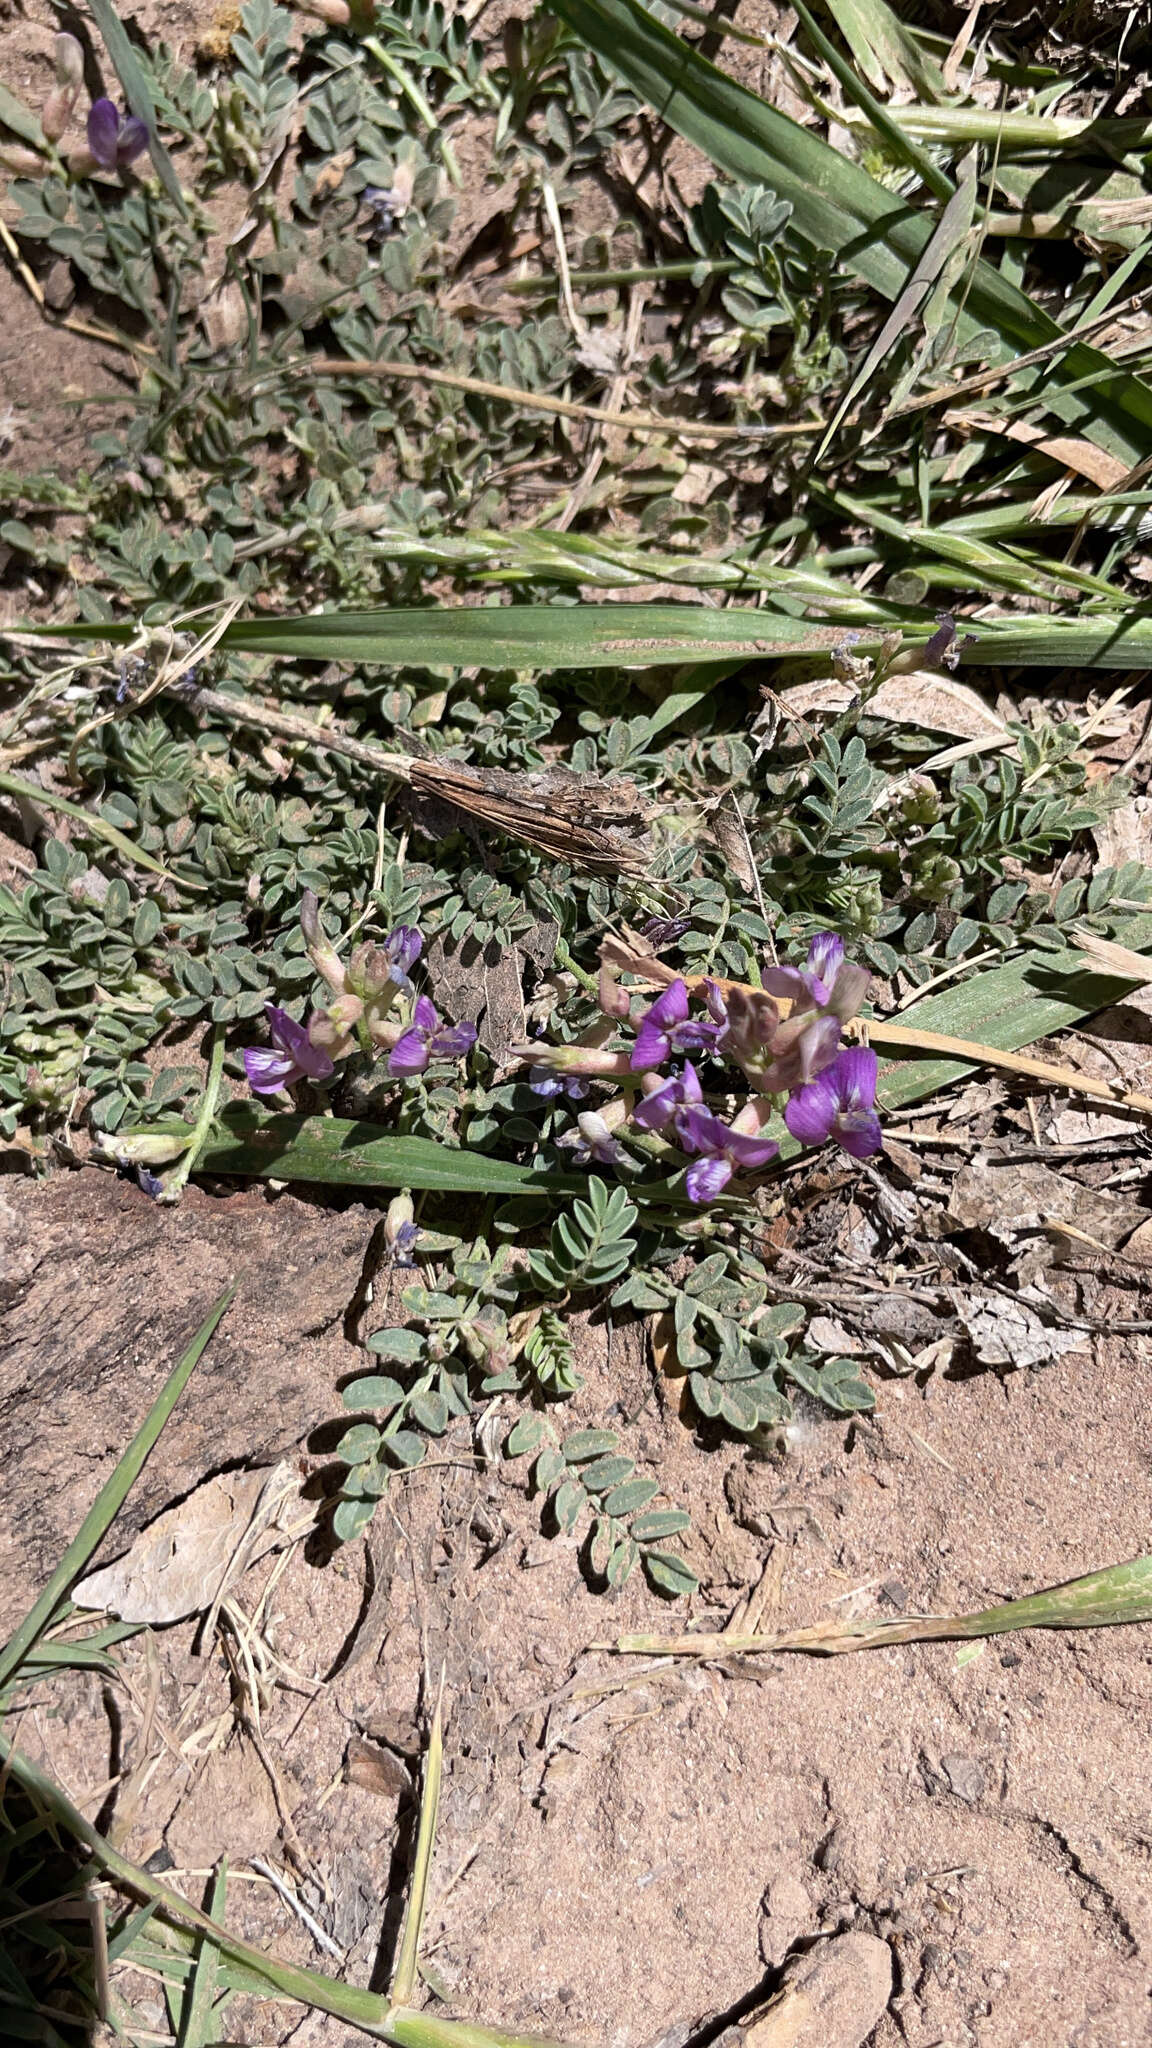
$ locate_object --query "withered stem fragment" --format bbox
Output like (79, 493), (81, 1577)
(182, 683), (650, 877)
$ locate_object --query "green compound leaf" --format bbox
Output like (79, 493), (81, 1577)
(643, 1549), (700, 1598)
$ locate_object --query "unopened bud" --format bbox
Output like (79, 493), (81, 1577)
(94, 1130), (191, 1166)
(299, 888), (346, 991)
(54, 34), (84, 89)
(294, 0), (351, 21)
(385, 1193), (415, 1247)
(0, 143), (47, 176)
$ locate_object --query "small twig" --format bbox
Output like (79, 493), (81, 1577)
(249, 1857), (344, 1963)
(278, 355), (818, 443)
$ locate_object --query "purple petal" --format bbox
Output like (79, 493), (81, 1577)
(116, 114), (149, 165)
(722, 1128), (780, 1170)
(386, 924), (423, 975)
(633, 1075), (680, 1130)
(388, 1027), (431, 1076)
(647, 979), (690, 1029)
(265, 1003), (310, 1058)
(834, 1045), (879, 1111)
(243, 1045), (301, 1094)
(577, 1111), (619, 1165)
(529, 1067), (565, 1098)
(430, 1021), (477, 1060)
(784, 1071), (839, 1148)
(679, 1061), (705, 1106)
(87, 98), (120, 167)
(826, 961), (870, 1022)
(412, 993), (439, 1033)
(761, 964), (813, 1009)
(806, 933), (844, 990)
(631, 1017), (671, 1072)
(673, 1105), (730, 1158)
(836, 1109), (884, 1159)
(703, 980), (729, 1029)
(685, 1156), (733, 1203)
(795, 1013), (841, 1083)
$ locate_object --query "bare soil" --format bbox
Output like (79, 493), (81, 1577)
(3, 1168), (1152, 2047)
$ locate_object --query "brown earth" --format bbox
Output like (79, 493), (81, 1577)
(3, 1167), (1152, 2047)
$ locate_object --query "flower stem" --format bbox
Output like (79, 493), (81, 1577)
(159, 1023), (226, 1204)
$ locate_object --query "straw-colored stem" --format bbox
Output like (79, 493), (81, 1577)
(861, 1018), (1152, 1118)
(606, 1556), (1152, 1659)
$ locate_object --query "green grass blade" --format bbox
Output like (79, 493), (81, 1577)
(177, 1861), (227, 2048)
(15, 604), (845, 666)
(0, 1284), (235, 1690)
(822, 0), (947, 100)
(0, 768), (204, 887)
(130, 1108), (589, 1195)
(85, 0), (188, 216)
(390, 1695), (443, 2005)
(790, 0), (949, 200)
(551, 0), (1152, 463)
(0, 1740), (395, 2035)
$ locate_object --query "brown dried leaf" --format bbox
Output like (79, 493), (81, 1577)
(945, 409), (1129, 491)
(778, 670), (1005, 741)
(1070, 926), (1152, 988)
(73, 1461), (313, 1623)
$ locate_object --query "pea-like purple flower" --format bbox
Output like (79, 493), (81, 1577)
(557, 1109), (621, 1166)
(86, 99), (149, 171)
(529, 1066), (589, 1101)
(381, 923), (422, 993)
(784, 1045), (882, 1160)
(762, 932), (870, 1024)
(631, 977), (727, 1072)
(242, 1004), (335, 1095)
(388, 994), (477, 1077)
(633, 1062), (778, 1201)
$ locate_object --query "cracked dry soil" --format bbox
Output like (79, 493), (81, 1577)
(2, 1169), (1152, 2047)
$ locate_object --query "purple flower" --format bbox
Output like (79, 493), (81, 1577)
(87, 99), (149, 170)
(382, 923), (423, 992)
(388, 994), (477, 1076)
(242, 1004), (335, 1095)
(763, 932), (869, 1024)
(529, 1066), (589, 1101)
(785, 1046), (882, 1160)
(631, 978), (726, 1072)
(638, 912), (693, 947)
(634, 1064), (778, 1200)
(633, 1060), (706, 1134)
(558, 1110), (620, 1166)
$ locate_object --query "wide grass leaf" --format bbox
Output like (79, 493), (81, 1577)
(136, 1106), (588, 1194)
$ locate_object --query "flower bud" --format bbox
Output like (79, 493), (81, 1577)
(385, 1194), (415, 1247)
(294, 0), (351, 21)
(0, 143), (47, 176)
(308, 1000), (360, 1057)
(299, 888), (346, 990)
(94, 1130), (191, 1166)
(54, 34), (85, 90)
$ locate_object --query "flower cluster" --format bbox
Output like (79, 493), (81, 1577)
(241, 894), (475, 1098)
(522, 930), (882, 1204)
